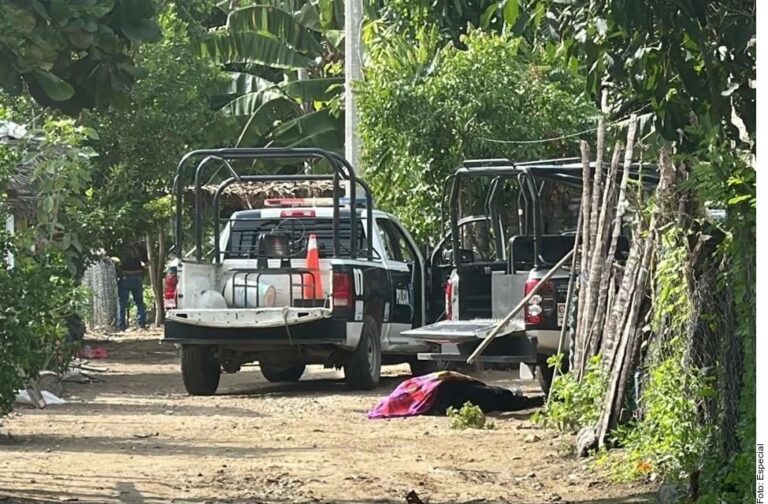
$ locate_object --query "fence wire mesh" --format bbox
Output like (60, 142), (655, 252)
(81, 258), (117, 331)
(633, 246), (744, 463)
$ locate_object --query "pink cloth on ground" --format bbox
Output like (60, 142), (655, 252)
(368, 371), (481, 419)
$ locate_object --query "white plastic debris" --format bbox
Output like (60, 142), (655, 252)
(15, 389), (66, 407)
(0, 120), (28, 140)
(41, 391), (67, 405)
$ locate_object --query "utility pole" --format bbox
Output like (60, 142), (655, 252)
(344, 0), (363, 173)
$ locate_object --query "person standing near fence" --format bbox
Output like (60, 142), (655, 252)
(116, 242), (147, 331)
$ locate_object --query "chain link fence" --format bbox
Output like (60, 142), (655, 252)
(81, 258), (118, 331)
(684, 254), (744, 459)
(628, 233), (745, 478)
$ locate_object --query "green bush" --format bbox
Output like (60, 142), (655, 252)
(1, 105), (91, 416)
(610, 349), (714, 482)
(446, 401), (496, 430)
(0, 228), (86, 415)
(357, 29), (596, 243)
(0, 0), (161, 111)
(599, 226), (717, 484)
(535, 354), (606, 432)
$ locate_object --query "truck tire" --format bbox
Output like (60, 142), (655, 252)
(537, 357), (568, 396)
(408, 359), (457, 376)
(537, 363), (555, 396)
(409, 359), (438, 376)
(260, 364), (306, 382)
(181, 345), (221, 396)
(344, 315), (382, 390)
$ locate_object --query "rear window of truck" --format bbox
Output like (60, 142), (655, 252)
(225, 217), (368, 259)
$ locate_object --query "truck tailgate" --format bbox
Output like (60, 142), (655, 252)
(401, 318), (525, 344)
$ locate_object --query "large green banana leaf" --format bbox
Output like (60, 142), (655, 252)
(226, 5), (324, 55)
(200, 31), (316, 69)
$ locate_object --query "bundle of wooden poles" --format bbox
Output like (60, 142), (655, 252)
(566, 112), (676, 447)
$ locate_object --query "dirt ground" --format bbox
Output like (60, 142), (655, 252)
(0, 331), (656, 504)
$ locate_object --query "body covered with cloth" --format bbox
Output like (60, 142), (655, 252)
(368, 371), (540, 419)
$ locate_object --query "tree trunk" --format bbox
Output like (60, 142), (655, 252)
(146, 232), (157, 326)
(155, 223), (167, 325)
(146, 223), (168, 327)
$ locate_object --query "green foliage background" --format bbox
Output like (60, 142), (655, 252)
(357, 29), (596, 242)
(0, 113), (89, 415)
(0, 5), (758, 500)
(80, 5), (229, 251)
(0, 0), (162, 112)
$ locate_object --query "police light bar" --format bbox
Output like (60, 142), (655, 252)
(264, 198), (333, 207)
(264, 196), (371, 208)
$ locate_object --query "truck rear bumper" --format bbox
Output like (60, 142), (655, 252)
(166, 307), (331, 328)
(164, 313), (360, 348)
(526, 329), (569, 354)
(416, 334), (539, 364)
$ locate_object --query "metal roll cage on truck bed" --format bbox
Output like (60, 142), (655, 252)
(164, 148), (436, 395)
(404, 157), (657, 394)
(172, 148), (374, 262)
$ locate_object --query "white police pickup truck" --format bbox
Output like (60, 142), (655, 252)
(163, 148), (436, 395)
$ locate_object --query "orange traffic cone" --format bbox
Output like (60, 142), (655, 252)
(304, 233), (324, 299)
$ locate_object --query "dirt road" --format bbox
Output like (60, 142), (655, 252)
(0, 332), (654, 504)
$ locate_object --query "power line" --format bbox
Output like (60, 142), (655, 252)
(477, 109), (651, 146)
(478, 126), (600, 145)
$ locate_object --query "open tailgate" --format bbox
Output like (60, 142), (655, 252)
(401, 319), (525, 344)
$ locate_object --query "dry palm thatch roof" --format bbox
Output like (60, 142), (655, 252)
(183, 180), (335, 215)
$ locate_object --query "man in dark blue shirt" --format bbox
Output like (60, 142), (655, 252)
(116, 242), (148, 331)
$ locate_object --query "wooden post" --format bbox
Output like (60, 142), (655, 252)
(155, 224), (167, 325)
(573, 141), (593, 378)
(597, 116), (638, 349)
(596, 214), (656, 445)
(582, 142), (623, 363)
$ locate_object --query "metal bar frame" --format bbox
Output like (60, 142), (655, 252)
(173, 148), (374, 263)
(227, 267), (319, 308)
(212, 174), (334, 264)
(484, 177), (505, 256)
(449, 165), (543, 269)
(446, 157), (658, 270)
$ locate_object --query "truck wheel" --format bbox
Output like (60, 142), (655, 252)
(537, 363), (555, 396)
(537, 357), (568, 396)
(408, 359), (456, 376)
(260, 363), (306, 382)
(181, 345), (221, 396)
(344, 315), (382, 390)
(409, 359), (438, 376)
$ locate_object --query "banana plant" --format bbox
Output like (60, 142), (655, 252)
(201, 1), (345, 151)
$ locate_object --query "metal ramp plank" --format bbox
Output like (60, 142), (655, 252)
(401, 319), (525, 344)
(416, 353), (533, 364)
